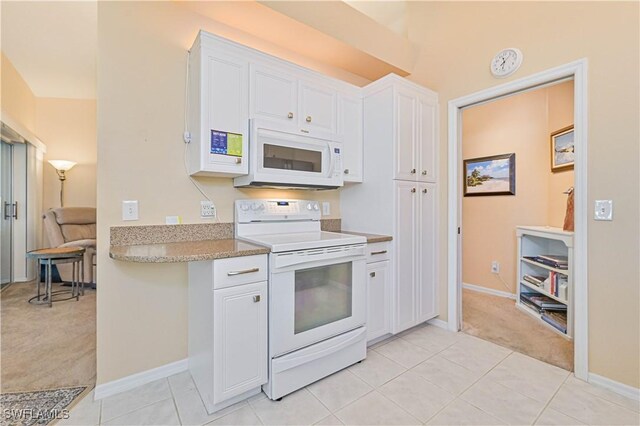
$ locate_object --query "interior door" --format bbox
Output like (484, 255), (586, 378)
(1, 141), (13, 285)
(417, 182), (438, 322)
(394, 180), (417, 332)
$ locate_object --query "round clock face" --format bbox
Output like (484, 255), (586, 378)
(491, 48), (523, 78)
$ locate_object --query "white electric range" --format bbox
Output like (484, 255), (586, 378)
(235, 199), (368, 400)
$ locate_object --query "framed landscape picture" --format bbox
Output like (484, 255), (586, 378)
(463, 153), (516, 196)
(551, 125), (574, 172)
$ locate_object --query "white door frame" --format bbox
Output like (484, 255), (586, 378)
(447, 59), (588, 380)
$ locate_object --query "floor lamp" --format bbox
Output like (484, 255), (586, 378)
(48, 160), (76, 207)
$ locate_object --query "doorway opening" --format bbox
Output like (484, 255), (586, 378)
(460, 79), (575, 371)
(447, 60), (588, 380)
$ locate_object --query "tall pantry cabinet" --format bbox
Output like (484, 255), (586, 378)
(341, 74), (439, 335)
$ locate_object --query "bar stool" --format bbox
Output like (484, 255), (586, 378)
(26, 247), (85, 307)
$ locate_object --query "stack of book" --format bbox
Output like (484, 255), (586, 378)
(541, 310), (567, 334)
(520, 292), (567, 312)
(523, 274), (546, 287)
(525, 254), (568, 270)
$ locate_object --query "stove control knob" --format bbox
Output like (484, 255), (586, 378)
(240, 204), (249, 211)
(313, 203), (319, 211)
(251, 202), (262, 211)
(306, 203), (313, 211)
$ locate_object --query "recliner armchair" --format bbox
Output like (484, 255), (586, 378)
(43, 207), (96, 284)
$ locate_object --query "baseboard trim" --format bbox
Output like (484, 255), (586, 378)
(427, 318), (449, 330)
(463, 282), (516, 300)
(588, 373), (640, 402)
(94, 358), (188, 400)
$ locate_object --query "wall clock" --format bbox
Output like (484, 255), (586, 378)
(490, 48), (523, 78)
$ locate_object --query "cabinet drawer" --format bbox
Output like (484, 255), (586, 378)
(213, 255), (267, 289)
(367, 242), (391, 263)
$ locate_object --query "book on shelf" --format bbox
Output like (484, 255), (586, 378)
(520, 292), (567, 310)
(534, 254), (568, 269)
(523, 274), (546, 287)
(541, 309), (568, 334)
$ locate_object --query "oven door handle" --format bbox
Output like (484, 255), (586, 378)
(272, 327), (366, 373)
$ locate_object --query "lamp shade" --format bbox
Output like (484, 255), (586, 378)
(48, 160), (77, 171)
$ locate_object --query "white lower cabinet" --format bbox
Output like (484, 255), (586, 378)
(366, 259), (391, 343)
(188, 255), (268, 414)
(212, 281), (267, 404)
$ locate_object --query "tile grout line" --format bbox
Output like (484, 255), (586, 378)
(99, 379), (174, 425)
(166, 377), (184, 425)
(530, 372), (575, 425)
(420, 348), (514, 424)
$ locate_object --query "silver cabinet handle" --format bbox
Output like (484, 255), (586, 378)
(370, 272), (376, 278)
(287, 112), (294, 119)
(344, 169), (350, 174)
(411, 169), (416, 174)
(371, 250), (387, 255)
(227, 267), (259, 276)
(411, 188), (416, 193)
(301, 129), (309, 134)
(422, 170), (427, 175)
(253, 295), (261, 303)
(422, 188), (428, 194)
(306, 116), (312, 123)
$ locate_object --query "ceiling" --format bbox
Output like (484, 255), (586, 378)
(1, 1), (97, 99)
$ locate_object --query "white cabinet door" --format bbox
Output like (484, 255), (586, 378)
(194, 46), (249, 176)
(299, 80), (337, 135)
(338, 94), (363, 182)
(366, 260), (390, 342)
(417, 95), (437, 183)
(394, 181), (417, 333)
(394, 89), (417, 181)
(417, 183), (438, 322)
(250, 64), (297, 126)
(213, 281), (267, 405)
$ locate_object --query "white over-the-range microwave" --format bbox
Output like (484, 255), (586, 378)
(234, 119), (344, 190)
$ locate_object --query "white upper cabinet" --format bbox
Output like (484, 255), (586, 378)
(299, 80), (337, 135)
(338, 92), (363, 182)
(250, 63), (298, 126)
(392, 85), (438, 183)
(395, 89), (418, 181)
(417, 95), (437, 183)
(188, 36), (249, 177)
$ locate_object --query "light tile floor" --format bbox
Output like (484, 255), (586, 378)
(60, 324), (640, 425)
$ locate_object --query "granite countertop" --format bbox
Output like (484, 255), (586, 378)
(109, 239), (269, 263)
(339, 230), (393, 244)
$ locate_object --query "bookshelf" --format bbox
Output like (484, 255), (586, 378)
(516, 226), (574, 339)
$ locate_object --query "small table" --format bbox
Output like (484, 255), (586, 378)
(26, 247), (85, 307)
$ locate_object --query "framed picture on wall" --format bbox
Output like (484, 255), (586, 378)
(463, 153), (516, 196)
(551, 125), (574, 172)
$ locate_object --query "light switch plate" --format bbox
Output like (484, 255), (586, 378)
(322, 202), (331, 216)
(594, 200), (613, 221)
(122, 200), (139, 221)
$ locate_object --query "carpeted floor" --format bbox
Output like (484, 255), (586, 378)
(1, 281), (96, 394)
(462, 288), (574, 371)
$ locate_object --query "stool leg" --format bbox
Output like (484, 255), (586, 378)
(47, 259), (52, 308)
(80, 259), (85, 296)
(36, 259), (42, 301)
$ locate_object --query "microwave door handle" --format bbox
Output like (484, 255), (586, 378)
(327, 142), (335, 177)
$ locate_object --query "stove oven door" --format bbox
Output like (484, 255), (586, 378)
(269, 244), (367, 357)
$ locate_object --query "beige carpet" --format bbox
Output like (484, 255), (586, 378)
(1, 281), (96, 393)
(462, 288), (573, 371)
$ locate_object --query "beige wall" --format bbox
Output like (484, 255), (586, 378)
(97, 1), (347, 384)
(462, 82), (574, 293)
(406, 1), (639, 387)
(36, 98), (97, 215)
(1, 52), (36, 134)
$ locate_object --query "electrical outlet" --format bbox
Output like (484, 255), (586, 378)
(201, 200), (216, 219)
(491, 261), (500, 274)
(322, 202), (331, 216)
(122, 200), (139, 221)
(594, 200), (613, 221)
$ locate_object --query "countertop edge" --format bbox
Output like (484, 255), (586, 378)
(339, 230), (393, 243)
(108, 248), (270, 263)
